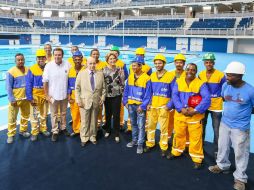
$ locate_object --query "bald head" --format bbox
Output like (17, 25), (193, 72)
(86, 57), (96, 71)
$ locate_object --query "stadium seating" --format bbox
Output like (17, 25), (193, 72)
(34, 20), (74, 29)
(190, 18), (236, 29)
(77, 20), (113, 29)
(0, 18), (30, 28)
(90, 0), (111, 5)
(114, 19), (184, 29)
(237, 17), (253, 28)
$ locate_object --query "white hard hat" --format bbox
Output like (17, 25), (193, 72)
(224, 61), (245, 75)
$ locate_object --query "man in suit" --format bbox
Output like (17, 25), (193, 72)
(75, 57), (106, 146)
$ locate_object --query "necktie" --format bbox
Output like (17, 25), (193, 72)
(90, 71), (95, 91)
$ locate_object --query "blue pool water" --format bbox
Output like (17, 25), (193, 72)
(0, 45), (254, 152)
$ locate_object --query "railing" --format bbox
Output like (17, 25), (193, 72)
(0, 0), (251, 10)
(122, 14), (186, 20)
(0, 25), (253, 37)
(0, 13), (26, 19)
(196, 11), (254, 18)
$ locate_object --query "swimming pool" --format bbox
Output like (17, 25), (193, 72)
(0, 45), (253, 152)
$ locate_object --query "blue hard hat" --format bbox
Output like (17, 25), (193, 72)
(72, 50), (83, 57)
(132, 56), (144, 64)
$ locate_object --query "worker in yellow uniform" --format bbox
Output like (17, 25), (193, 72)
(110, 45), (129, 130)
(26, 49), (51, 141)
(90, 48), (107, 128)
(6, 53), (30, 144)
(168, 53), (187, 142)
(144, 54), (175, 157)
(198, 53), (226, 158)
(167, 63), (211, 169)
(123, 56), (152, 154)
(127, 47), (152, 132)
(90, 48), (107, 71)
(129, 47), (152, 75)
(68, 51), (85, 137)
(67, 45), (87, 67)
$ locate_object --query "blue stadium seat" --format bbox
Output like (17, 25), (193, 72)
(77, 20), (113, 29)
(190, 18), (236, 29)
(0, 18), (31, 28)
(237, 17), (253, 28)
(114, 19), (184, 29)
(90, 0), (111, 5)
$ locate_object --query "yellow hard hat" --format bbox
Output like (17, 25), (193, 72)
(174, 53), (186, 62)
(135, 47), (145, 55)
(153, 54), (167, 63)
(36, 49), (46, 57)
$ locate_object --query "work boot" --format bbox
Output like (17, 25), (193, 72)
(208, 165), (230, 174)
(137, 145), (143, 154)
(7, 136), (14, 144)
(126, 141), (137, 148)
(143, 146), (154, 153)
(233, 180), (245, 190)
(30, 135), (38, 142)
(19, 131), (30, 138)
(41, 131), (51, 137)
(51, 134), (58, 142)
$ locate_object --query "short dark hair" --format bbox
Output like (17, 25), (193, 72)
(53, 48), (64, 56)
(187, 63), (198, 72)
(90, 48), (99, 55)
(72, 45), (79, 50)
(15, 53), (24, 59)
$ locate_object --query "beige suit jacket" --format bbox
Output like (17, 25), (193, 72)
(75, 68), (106, 110)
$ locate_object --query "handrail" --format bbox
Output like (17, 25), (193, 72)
(0, 0), (252, 11)
(0, 25), (253, 37)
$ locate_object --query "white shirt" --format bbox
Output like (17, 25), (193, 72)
(42, 60), (71, 100)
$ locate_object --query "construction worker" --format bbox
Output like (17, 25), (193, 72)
(129, 47), (152, 75)
(90, 48), (107, 128)
(168, 53), (187, 142)
(68, 51), (85, 137)
(199, 53), (226, 158)
(123, 55), (151, 154)
(110, 45), (129, 130)
(67, 45), (87, 67)
(127, 47), (152, 132)
(26, 49), (51, 141)
(144, 54), (175, 157)
(209, 61), (254, 190)
(167, 63), (211, 169)
(6, 53), (30, 144)
(90, 48), (107, 71)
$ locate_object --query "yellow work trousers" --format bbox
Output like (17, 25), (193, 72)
(168, 110), (175, 140)
(30, 97), (48, 136)
(171, 120), (204, 163)
(97, 105), (106, 127)
(7, 100), (30, 137)
(146, 108), (169, 151)
(120, 103), (124, 126)
(70, 102), (81, 134)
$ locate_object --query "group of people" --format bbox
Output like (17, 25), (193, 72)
(6, 44), (254, 190)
